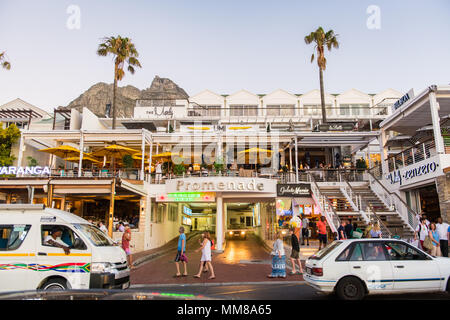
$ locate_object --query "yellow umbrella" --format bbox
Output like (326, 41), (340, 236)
(64, 155), (102, 164)
(152, 152), (180, 159)
(91, 145), (140, 171)
(39, 145), (81, 170)
(238, 147), (273, 167)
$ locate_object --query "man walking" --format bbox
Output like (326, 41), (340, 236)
(316, 216), (328, 250)
(122, 223), (132, 267)
(344, 219), (353, 239)
(337, 220), (347, 240)
(436, 217), (449, 257)
(301, 215), (310, 246)
(289, 228), (303, 275)
(175, 226), (188, 277)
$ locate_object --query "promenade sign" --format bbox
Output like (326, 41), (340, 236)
(166, 177), (276, 193)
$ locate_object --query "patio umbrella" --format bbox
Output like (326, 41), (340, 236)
(152, 152), (180, 173)
(91, 145), (140, 172)
(238, 147), (273, 169)
(64, 155), (102, 164)
(39, 145), (81, 170)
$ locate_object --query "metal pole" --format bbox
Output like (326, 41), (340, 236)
(294, 136), (299, 183)
(78, 131), (84, 177)
(141, 130), (145, 181)
(108, 178), (116, 237)
(149, 139), (153, 183)
(429, 90), (445, 154)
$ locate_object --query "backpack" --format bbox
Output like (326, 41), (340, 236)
(210, 239), (215, 250)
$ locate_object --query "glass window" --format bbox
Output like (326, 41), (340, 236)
(0, 224), (31, 251)
(168, 204), (178, 222)
(385, 241), (429, 261)
(156, 204), (165, 223)
(73, 224), (113, 247)
(349, 242), (388, 261)
(230, 105), (258, 116)
(266, 105), (295, 116)
(309, 241), (342, 260)
(41, 224), (87, 249)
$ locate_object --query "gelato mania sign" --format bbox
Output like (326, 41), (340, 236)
(0, 166), (51, 175)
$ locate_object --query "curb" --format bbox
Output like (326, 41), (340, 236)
(130, 281), (306, 288)
(132, 231), (201, 267)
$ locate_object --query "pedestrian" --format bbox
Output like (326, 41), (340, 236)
(422, 213), (430, 227)
(414, 218), (429, 251)
(316, 216), (328, 250)
(337, 220), (347, 240)
(122, 223), (132, 267)
(118, 222), (125, 232)
(98, 221), (108, 234)
(301, 215), (310, 246)
(155, 161), (162, 183)
(429, 223), (442, 257)
(194, 232), (216, 279)
(174, 226), (188, 277)
(369, 223), (382, 238)
(344, 219), (353, 239)
(289, 228), (303, 275)
(268, 231), (286, 278)
(436, 217), (449, 257)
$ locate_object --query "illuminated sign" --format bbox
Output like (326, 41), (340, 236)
(174, 178), (264, 192)
(182, 216), (192, 226)
(0, 166), (51, 176)
(156, 192), (215, 202)
(183, 206), (192, 215)
(277, 184), (311, 197)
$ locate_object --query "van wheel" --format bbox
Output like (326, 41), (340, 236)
(42, 278), (67, 291)
(336, 277), (365, 300)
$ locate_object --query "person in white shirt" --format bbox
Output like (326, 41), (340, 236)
(414, 218), (429, 251)
(44, 227), (70, 255)
(155, 161), (163, 183)
(436, 217), (449, 257)
(98, 221), (108, 234)
(422, 213), (430, 227)
(268, 231), (286, 278)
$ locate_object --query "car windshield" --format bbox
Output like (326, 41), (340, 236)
(73, 224), (114, 247)
(309, 241), (342, 260)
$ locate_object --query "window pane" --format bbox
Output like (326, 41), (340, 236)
(266, 105), (280, 116)
(361, 242), (387, 261)
(349, 243), (364, 261)
(0, 225), (31, 251)
(385, 241), (427, 260)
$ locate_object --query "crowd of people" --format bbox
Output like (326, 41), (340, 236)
(414, 213), (449, 257)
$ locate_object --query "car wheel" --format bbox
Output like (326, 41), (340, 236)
(336, 277), (365, 301)
(42, 278), (67, 291)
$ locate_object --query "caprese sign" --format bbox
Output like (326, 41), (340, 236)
(386, 160), (439, 186)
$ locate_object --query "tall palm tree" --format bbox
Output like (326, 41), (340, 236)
(97, 36), (142, 129)
(0, 51), (11, 70)
(305, 27), (339, 124)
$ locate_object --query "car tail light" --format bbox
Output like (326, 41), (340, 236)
(312, 267), (323, 276)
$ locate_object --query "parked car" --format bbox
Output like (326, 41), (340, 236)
(226, 230), (247, 240)
(304, 239), (450, 300)
(0, 204), (129, 293)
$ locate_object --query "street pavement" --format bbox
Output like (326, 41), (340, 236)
(130, 235), (450, 300)
(131, 235), (306, 285)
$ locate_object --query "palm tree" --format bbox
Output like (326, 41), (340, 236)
(97, 36), (142, 129)
(0, 51), (11, 70)
(305, 27), (339, 124)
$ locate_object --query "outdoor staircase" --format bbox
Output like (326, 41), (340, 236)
(308, 170), (417, 240)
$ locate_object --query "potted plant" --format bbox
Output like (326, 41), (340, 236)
(122, 154), (134, 178)
(27, 156), (38, 166)
(174, 164), (186, 176)
(214, 159), (224, 174)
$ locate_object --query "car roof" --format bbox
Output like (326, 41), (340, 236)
(0, 204), (88, 224)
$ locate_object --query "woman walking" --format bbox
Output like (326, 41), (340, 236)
(369, 223), (382, 238)
(429, 223), (442, 257)
(194, 232), (216, 279)
(268, 231), (286, 278)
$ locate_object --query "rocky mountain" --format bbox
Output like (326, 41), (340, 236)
(63, 76), (189, 118)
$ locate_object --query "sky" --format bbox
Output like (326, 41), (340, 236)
(0, 0), (449, 112)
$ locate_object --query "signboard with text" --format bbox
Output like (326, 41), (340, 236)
(277, 184), (311, 197)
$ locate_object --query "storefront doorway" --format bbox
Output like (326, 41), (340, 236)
(406, 184), (441, 222)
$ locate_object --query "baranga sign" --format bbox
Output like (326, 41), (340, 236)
(0, 166), (51, 175)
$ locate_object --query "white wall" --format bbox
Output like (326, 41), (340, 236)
(81, 107), (107, 130)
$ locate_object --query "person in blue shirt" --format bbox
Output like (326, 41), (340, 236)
(175, 226), (188, 277)
(428, 223), (442, 257)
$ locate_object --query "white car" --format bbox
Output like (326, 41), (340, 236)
(304, 239), (450, 300)
(0, 204), (129, 293)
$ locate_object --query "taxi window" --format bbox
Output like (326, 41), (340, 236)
(310, 241), (342, 260)
(348, 242), (388, 261)
(0, 225), (32, 251)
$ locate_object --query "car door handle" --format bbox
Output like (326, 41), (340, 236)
(353, 266), (361, 269)
(37, 252), (47, 256)
(394, 265), (404, 268)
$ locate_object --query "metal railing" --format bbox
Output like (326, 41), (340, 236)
(308, 173), (340, 233)
(367, 171), (418, 233)
(367, 205), (393, 238)
(385, 139), (436, 173)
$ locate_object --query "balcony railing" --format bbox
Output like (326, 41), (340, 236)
(385, 139), (436, 173)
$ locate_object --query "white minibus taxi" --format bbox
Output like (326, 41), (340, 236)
(0, 204), (129, 292)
